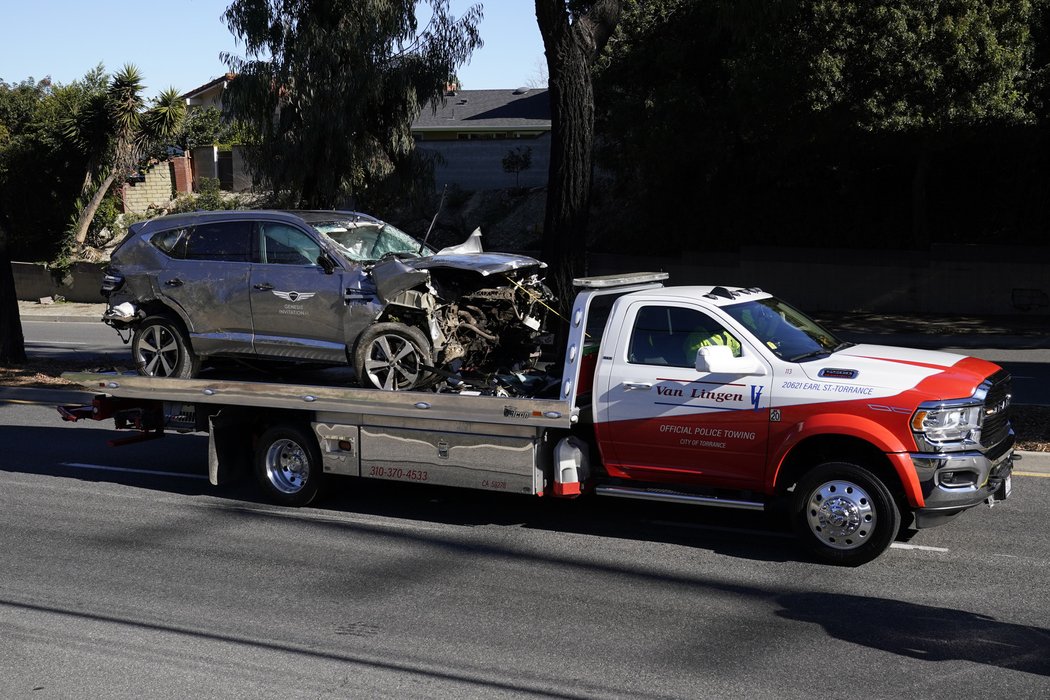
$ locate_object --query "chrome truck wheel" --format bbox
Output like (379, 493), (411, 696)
(792, 462), (900, 566)
(255, 425), (323, 506)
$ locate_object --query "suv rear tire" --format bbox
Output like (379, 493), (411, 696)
(132, 316), (200, 379)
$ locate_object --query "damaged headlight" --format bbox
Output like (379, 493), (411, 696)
(911, 400), (982, 450)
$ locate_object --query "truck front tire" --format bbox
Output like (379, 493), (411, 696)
(791, 462), (900, 566)
(255, 425), (324, 507)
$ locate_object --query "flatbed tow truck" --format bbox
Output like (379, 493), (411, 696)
(58, 273), (1015, 565)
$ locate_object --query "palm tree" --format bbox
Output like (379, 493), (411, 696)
(66, 65), (185, 249)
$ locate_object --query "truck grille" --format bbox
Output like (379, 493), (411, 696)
(981, 370), (1011, 451)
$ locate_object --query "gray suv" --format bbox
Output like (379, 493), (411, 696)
(101, 210), (551, 391)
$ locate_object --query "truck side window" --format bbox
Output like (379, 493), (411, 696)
(628, 306), (740, 367)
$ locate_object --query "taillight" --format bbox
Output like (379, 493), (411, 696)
(100, 268), (125, 297)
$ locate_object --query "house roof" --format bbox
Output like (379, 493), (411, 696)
(413, 88), (551, 131)
(180, 73), (235, 101)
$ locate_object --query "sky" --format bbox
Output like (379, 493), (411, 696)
(0, 1), (545, 97)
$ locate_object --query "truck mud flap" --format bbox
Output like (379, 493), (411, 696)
(208, 409), (254, 486)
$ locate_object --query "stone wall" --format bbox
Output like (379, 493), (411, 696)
(121, 161), (175, 213)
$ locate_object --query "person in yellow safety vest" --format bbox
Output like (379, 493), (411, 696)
(684, 327), (742, 361)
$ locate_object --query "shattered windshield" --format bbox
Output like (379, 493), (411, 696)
(311, 220), (434, 262)
(722, 297), (846, 362)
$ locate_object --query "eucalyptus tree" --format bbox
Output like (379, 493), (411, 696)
(65, 65), (186, 249)
(220, 0), (483, 208)
(534, 0), (622, 298)
(805, 0), (1034, 245)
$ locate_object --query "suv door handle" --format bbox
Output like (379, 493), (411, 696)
(253, 283), (274, 291)
(164, 278), (183, 287)
(622, 381), (653, 391)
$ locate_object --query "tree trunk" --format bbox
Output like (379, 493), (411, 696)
(0, 217), (27, 365)
(535, 0), (623, 311)
(542, 38), (596, 306)
(73, 170), (118, 249)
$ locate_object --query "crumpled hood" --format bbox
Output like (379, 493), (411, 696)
(797, 343), (1001, 402)
(407, 251), (544, 277)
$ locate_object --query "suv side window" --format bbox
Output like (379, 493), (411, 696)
(185, 221), (252, 262)
(151, 227), (190, 259)
(628, 305), (740, 367)
(259, 222), (322, 266)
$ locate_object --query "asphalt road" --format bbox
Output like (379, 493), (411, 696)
(1, 402), (1048, 699)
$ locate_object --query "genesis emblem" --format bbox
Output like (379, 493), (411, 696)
(273, 290), (316, 302)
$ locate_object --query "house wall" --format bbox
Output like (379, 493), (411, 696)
(416, 133), (551, 191)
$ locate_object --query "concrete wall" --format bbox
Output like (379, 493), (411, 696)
(14, 244), (1050, 314)
(14, 261), (107, 303)
(416, 134), (551, 191)
(191, 145), (253, 192)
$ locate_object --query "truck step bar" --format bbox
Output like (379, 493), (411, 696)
(595, 485), (766, 511)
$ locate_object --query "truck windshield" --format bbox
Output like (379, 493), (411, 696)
(723, 298), (845, 362)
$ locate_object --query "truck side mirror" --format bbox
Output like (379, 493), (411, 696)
(696, 345), (766, 376)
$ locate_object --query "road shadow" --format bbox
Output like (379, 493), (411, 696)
(776, 592), (1050, 677)
(0, 418), (801, 566)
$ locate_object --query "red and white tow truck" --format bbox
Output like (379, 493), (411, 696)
(60, 272), (1015, 565)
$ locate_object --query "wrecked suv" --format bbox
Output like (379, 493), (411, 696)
(101, 210), (552, 391)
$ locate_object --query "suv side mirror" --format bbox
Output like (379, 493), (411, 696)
(696, 345), (766, 376)
(317, 253), (336, 275)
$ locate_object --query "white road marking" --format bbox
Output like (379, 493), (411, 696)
(61, 462), (208, 480)
(890, 542), (950, 552)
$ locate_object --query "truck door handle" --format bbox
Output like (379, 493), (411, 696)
(622, 381), (653, 391)
(253, 283), (274, 291)
(164, 278), (183, 287)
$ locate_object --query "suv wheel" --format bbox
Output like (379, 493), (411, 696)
(132, 316), (200, 379)
(354, 322), (433, 391)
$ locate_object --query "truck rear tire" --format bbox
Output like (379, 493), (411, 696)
(255, 425), (323, 507)
(791, 462), (900, 566)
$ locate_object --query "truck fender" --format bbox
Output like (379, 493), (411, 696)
(770, 413), (924, 508)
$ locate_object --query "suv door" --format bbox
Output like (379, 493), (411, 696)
(153, 220), (254, 357)
(597, 301), (772, 490)
(249, 220), (350, 363)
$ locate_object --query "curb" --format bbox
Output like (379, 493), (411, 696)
(1015, 450), (1050, 473)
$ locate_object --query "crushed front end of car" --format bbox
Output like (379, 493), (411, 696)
(363, 230), (556, 396)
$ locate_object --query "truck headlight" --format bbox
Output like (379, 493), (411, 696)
(911, 402), (982, 446)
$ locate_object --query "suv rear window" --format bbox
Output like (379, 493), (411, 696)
(185, 221), (252, 262)
(151, 228), (189, 258)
